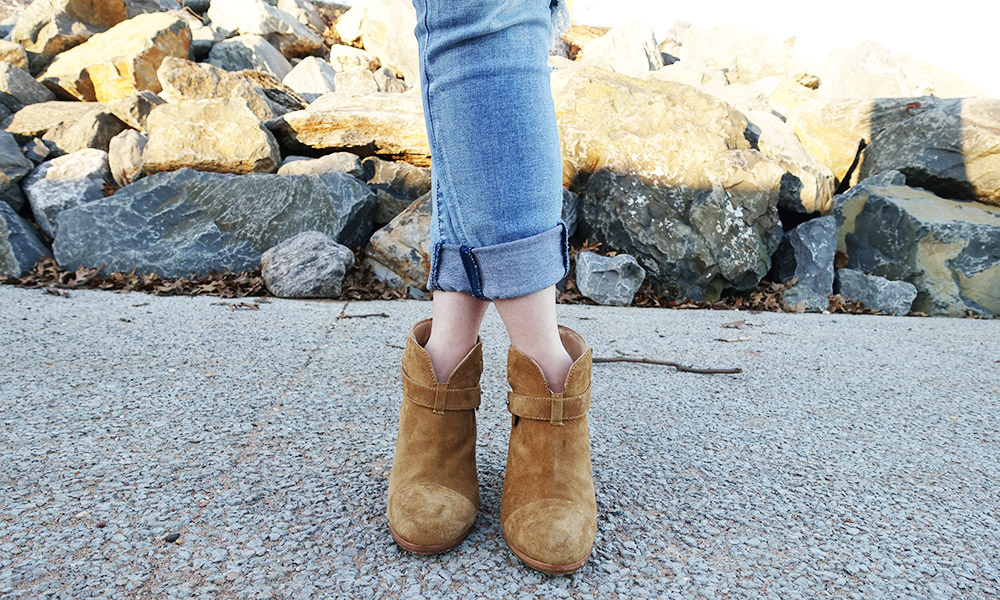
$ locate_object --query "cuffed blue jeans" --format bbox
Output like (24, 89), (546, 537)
(411, 0), (570, 300)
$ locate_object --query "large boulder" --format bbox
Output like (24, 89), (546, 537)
(261, 230), (355, 298)
(786, 96), (959, 188)
(0, 201), (50, 276)
(53, 168), (377, 277)
(819, 41), (991, 99)
(267, 91), (429, 165)
(580, 169), (781, 301)
(23, 148), (111, 237)
(0, 130), (33, 212)
(555, 69), (785, 299)
(0, 62), (55, 111)
(335, 0), (418, 85)
(281, 56), (338, 102)
(835, 174), (1000, 317)
(363, 192), (430, 291)
(142, 98), (281, 174)
(578, 21), (663, 78)
(207, 0), (324, 59)
(859, 98), (1000, 208)
(156, 56), (275, 121)
(38, 12), (192, 102)
(11, 0), (126, 71)
(208, 34), (293, 80)
(769, 215), (836, 295)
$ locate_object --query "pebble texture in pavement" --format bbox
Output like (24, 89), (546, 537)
(1, 285), (998, 599)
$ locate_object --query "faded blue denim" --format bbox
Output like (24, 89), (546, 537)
(411, 0), (569, 300)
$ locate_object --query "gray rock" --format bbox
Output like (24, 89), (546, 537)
(0, 201), (49, 276)
(208, 35), (293, 80)
(53, 168), (377, 277)
(361, 157), (429, 225)
(0, 41), (30, 71)
(580, 168), (781, 302)
(22, 137), (51, 164)
(835, 177), (1000, 317)
(261, 230), (354, 298)
(372, 67), (407, 93)
(24, 148), (110, 237)
(835, 268), (917, 315)
(281, 57), (338, 102)
(0, 130), (33, 212)
(278, 152), (364, 179)
(237, 69), (306, 116)
(859, 97), (1000, 208)
(363, 192), (430, 290)
(575, 250), (646, 306)
(561, 188), (580, 238)
(107, 90), (165, 133)
(41, 106), (128, 156)
(769, 215), (836, 295)
(276, 0), (325, 35)
(207, 0), (325, 59)
(107, 128), (146, 186)
(0, 62), (55, 112)
(334, 70), (377, 93)
(780, 283), (829, 313)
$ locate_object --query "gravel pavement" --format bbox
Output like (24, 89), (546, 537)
(1, 285), (998, 599)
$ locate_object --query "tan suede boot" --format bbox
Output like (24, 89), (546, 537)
(500, 326), (597, 574)
(387, 319), (482, 554)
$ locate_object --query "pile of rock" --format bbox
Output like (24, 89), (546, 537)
(0, 0), (997, 316)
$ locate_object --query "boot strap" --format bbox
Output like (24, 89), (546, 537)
(506, 386), (591, 426)
(402, 369), (481, 414)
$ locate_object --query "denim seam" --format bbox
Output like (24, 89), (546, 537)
(458, 245), (487, 299)
(430, 241), (443, 290)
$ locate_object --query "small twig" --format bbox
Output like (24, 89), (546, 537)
(593, 357), (742, 374)
(339, 312), (390, 319)
(716, 337), (751, 343)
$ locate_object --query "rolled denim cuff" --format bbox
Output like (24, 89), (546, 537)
(428, 221), (569, 300)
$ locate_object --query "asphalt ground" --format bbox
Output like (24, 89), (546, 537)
(1, 285), (998, 599)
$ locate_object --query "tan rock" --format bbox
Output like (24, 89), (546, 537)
(143, 98), (281, 174)
(0, 41), (29, 71)
(269, 91), (429, 166)
(328, 44), (380, 73)
(108, 128), (146, 185)
(207, 0), (324, 59)
(2, 100), (107, 141)
(555, 67), (784, 194)
(41, 106), (128, 155)
(579, 21), (663, 77)
(38, 12), (192, 102)
(787, 96), (958, 187)
(106, 90), (165, 132)
(157, 56), (275, 121)
(363, 192), (430, 291)
(336, 0), (418, 85)
(560, 25), (610, 61)
(11, 0), (126, 68)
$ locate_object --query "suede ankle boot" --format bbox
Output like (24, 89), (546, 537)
(387, 319), (482, 553)
(500, 326), (597, 574)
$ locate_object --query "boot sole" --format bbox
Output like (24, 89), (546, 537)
(389, 521), (474, 555)
(508, 542), (592, 575)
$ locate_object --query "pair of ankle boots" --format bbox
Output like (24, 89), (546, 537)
(386, 319), (597, 574)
